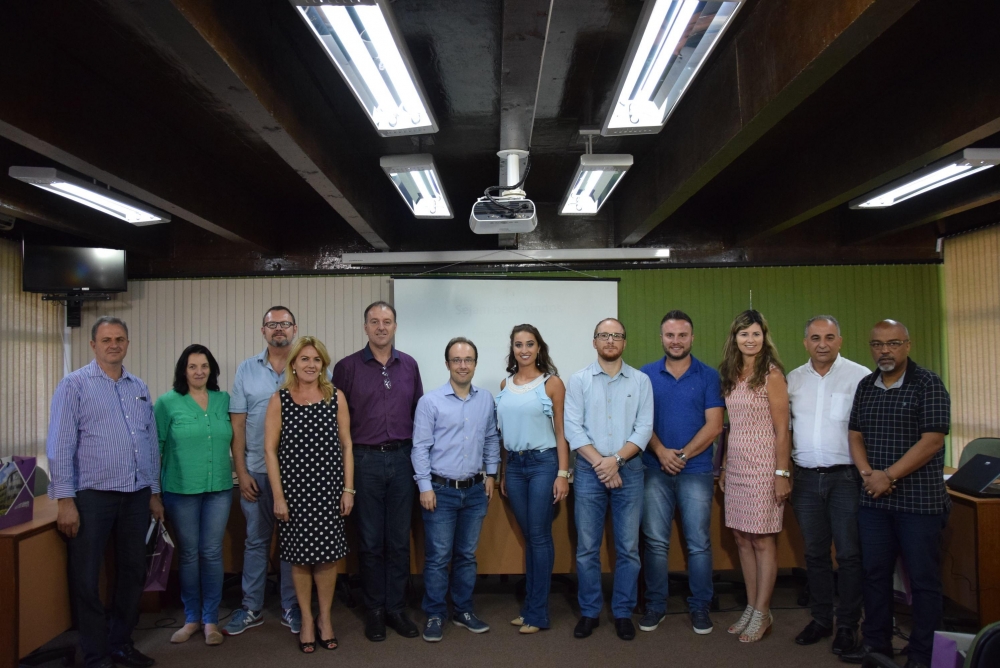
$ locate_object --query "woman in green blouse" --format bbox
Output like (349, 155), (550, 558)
(155, 344), (234, 646)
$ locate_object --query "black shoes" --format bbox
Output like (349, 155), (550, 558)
(110, 646), (155, 668)
(573, 616), (600, 638)
(832, 627), (860, 655)
(386, 611), (420, 638)
(614, 618), (636, 641)
(839, 643), (894, 664)
(795, 620), (833, 645)
(364, 608), (387, 642)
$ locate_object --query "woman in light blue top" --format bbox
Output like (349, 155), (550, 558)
(497, 324), (570, 634)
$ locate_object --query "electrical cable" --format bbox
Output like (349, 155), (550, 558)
(483, 156), (532, 213)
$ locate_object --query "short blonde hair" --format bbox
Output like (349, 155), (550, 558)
(281, 336), (335, 404)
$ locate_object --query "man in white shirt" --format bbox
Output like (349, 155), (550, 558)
(787, 316), (870, 656)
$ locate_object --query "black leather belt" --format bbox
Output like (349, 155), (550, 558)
(355, 439), (411, 452)
(799, 464), (853, 474)
(431, 473), (484, 489)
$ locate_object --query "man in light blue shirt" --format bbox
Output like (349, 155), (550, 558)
(224, 306), (301, 636)
(565, 318), (653, 642)
(411, 337), (500, 642)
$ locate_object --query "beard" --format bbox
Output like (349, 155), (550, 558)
(665, 348), (691, 361)
(597, 347), (623, 363)
(877, 359), (896, 371)
(269, 336), (291, 348)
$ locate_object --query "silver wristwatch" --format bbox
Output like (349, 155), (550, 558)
(614, 454), (625, 469)
(775, 469), (791, 478)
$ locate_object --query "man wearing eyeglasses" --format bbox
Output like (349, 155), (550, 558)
(841, 320), (950, 668)
(411, 337), (500, 643)
(333, 301), (423, 642)
(565, 318), (653, 641)
(224, 306), (302, 636)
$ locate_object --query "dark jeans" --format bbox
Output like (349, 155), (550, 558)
(858, 506), (948, 665)
(68, 488), (151, 668)
(354, 444), (415, 613)
(791, 466), (863, 629)
(505, 448), (558, 628)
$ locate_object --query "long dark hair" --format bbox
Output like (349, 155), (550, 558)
(719, 310), (784, 396)
(173, 344), (222, 395)
(505, 324), (558, 376)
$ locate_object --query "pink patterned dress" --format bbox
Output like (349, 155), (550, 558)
(724, 371), (783, 534)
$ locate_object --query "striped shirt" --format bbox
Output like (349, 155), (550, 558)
(564, 360), (654, 457)
(47, 359), (161, 499)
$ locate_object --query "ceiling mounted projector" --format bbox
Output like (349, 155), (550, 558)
(470, 149), (537, 234)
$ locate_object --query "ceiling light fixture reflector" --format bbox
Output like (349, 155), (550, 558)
(380, 154), (452, 219)
(849, 148), (1000, 209)
(559, 154), (633, 215)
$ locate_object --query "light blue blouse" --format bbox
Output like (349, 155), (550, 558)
(495, 375), (557, 452)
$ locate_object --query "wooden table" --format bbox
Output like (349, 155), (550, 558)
(942, 485), (1000, 626)
(0, 496), (73, 668)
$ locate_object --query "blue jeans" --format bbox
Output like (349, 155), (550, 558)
(791, 467), (863, 629)
(574, 455), (644, 619)
(641, 467), (714, 612)
(858, 506), (948, 665)
(421, 481), (489, 617)
(163, 490), (233, 624)
(240, 470), (297, 611)
(505, 448), (558, 628)
(354, 444), (415, 614)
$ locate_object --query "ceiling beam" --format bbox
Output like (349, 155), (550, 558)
(612, 0), (917, 246)
(165, 0), (391, 250)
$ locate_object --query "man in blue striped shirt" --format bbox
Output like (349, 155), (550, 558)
(47, 316), (163, 668)
(565, 318), (653, 641)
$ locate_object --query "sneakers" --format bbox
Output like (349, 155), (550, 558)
(222, 608), (263, 636)
(452, 612), (490, 633)
(281, 607), (302, 634)
(691, 608), (714, 635)
(638, 610), (666, 632)
(423, 616), (444, 643)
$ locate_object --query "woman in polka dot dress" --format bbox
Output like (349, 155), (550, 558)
(264, 336), (354, 653)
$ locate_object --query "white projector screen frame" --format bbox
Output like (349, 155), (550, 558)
(393, 277), (619, 398)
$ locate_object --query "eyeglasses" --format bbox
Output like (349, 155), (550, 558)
(381, 366), (392, 390)
(263, 321), (295, 330)
(594, 332), (626, 342)
(869, 339), (909, 350)
(448, 357), (477, 366)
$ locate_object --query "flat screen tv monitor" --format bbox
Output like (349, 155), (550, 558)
(22, 244), (127, 293)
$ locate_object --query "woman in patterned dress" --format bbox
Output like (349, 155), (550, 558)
(718, 310), (791, 643)
(264, 336), (354, 653)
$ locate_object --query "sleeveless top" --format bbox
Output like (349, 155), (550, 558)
(495, 374), (557, 452)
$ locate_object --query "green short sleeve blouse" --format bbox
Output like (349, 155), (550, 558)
(154, 389), (234, 494)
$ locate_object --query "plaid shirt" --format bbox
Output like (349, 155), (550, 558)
(849, 358), (951, 514)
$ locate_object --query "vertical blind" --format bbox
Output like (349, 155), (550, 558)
(944, 224), (1000, 461)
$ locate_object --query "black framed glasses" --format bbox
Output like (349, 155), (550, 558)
(263, 321), (295, 330)
(381, 366), (392, 390)
(869, 339), (908, 351)
(594, 332), (625, 342)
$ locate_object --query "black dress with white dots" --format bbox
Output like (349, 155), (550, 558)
(276, 388), (348, 565)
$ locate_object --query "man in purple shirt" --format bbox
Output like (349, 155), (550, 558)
(333, 301), (423, 642)
(47, 316), (164, 668)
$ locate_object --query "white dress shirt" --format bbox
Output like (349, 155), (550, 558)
(788, 354), (871, 468)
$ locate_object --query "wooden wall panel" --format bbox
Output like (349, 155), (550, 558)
(944, 224), (1000, 462)
(69, 276), (393, 402)
(0, 239), (63, 460)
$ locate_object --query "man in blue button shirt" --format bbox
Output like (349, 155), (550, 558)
(411, 337), (500, 642)
(639, 311), (724, 636)
(565, 318), (654, 641)
(47, 316), (163, 668)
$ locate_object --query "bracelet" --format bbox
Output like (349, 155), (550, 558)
(881, 470), (898, 485)
(343, 488), (356, 495)
(556, 470), (571, 479)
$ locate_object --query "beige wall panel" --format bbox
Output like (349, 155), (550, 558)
(0, 239), (63, 460)
(944, 224), (1000, 461)
(69, 275), (391, 402)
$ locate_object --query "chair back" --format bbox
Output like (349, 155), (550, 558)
(959, 438), (1000, 468)
(965, 621), (1000, 668)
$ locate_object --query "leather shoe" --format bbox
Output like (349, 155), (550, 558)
(364, 608), (387, 642)
(110, 646), (155, 668)
(795, 620), (833, 646)
(573, 616), (600, 638)
(839, 643), (894, 664)
(614, 618), (636, 641)
(832, 627), (860, 655)
(386, 611), (420, 638)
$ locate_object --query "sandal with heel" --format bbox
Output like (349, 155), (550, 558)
(316, 622), (338, 650)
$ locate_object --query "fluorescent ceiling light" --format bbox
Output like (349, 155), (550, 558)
(603, 0), (743, 136)
(560, 154), (633, 216)
(849, 148), (1000, 209)
(291, 0), (438, 137)
(8, 167), (170, 225)
(379, 154), (452, 219)
(341, 248), (670, 265)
